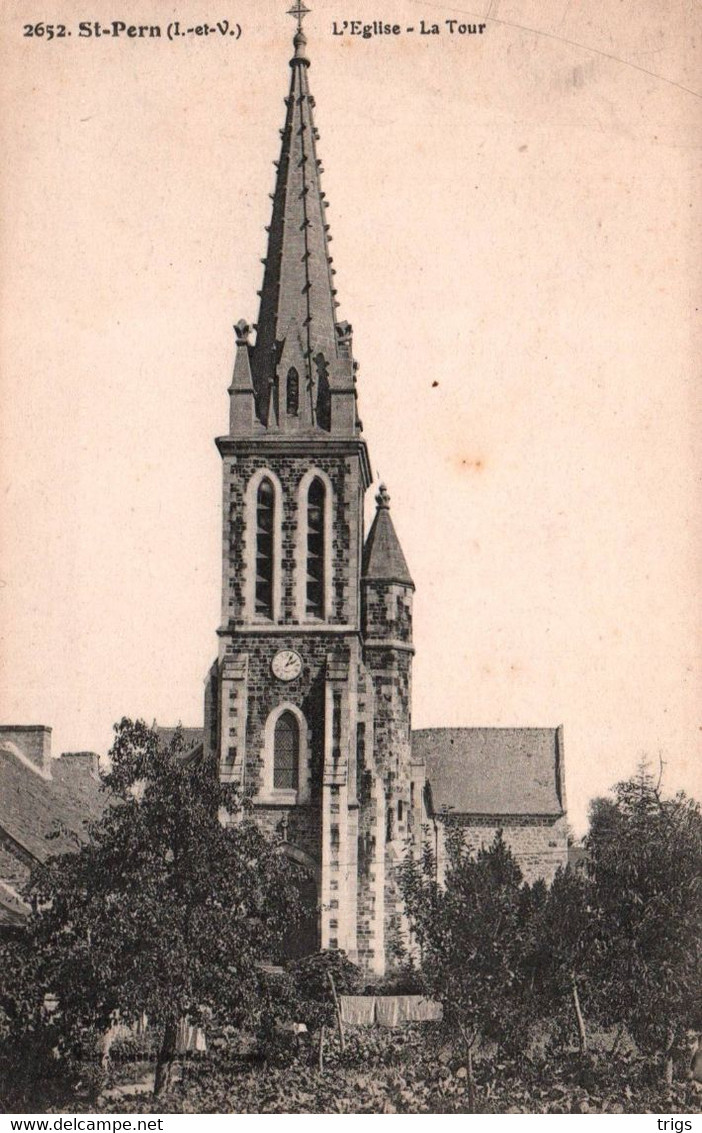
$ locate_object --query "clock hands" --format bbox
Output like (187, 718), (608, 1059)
(273, 650), (301, 680)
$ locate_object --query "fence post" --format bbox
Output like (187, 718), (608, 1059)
(327, 971), (346, 1053)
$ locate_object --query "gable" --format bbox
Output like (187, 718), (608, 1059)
(413, 727), (565, 817)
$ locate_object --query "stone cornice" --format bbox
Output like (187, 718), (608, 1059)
(363, 638), (415, 654)
(217, 623), (362, 638)
(215, 435), (372, 489)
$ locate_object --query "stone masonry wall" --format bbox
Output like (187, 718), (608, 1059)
(438, 813), (569, 886)
(221, 453), (362, 627)
(222, 632), (338, 802)
(362, 579), (414, 971)
(354, 659), (383, 971)
(361, 581), (413, 646)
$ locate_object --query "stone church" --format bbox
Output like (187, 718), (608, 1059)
(197, 16), (569, 975)
(0, 12), (568, 965)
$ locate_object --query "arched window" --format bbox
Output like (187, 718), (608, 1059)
(286, 368), (299, 416)
(306, 478), (325, 618)
(273, 711), (299, 790)
(255, 479), (275, 618)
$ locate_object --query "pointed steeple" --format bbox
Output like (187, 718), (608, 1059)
(246, 11), (357, 435)
(362, 485), (414, 587)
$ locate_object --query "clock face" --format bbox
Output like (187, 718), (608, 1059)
(272, 649), (302, 682)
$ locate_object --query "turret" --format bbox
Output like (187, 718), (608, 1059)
(361, 484), (414, 647)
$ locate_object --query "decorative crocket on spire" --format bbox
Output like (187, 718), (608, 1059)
(245, 4), (354, 434)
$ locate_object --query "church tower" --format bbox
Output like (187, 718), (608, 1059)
(204, 9), (415, 974)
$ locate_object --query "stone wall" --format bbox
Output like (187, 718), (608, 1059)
(362, 579), (415, 971)
(354, 662), (384, 972)
(220, 452), (363, 628)
(437, 812), (569, 886)
(221, 632), (334, 800)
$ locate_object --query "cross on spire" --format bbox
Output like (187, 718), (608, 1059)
(286, 0), (310, 33)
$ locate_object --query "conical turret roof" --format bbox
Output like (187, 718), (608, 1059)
(362, 485), (414, 587)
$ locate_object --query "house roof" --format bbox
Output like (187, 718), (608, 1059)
(0, 745), (105, 863)
(413, 727), (565, 817)
(155, 727), (205, 752)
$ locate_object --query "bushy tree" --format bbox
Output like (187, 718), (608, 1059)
(288, 948), (362, 1004)
(524, 867), (598, 1054)
(0, 938), (95, 1110)
(260, 949), (363, 1048)
(586, 764), (702, 1083)
(19, 719), (303, 1097)
(398, 829), (534, 1107)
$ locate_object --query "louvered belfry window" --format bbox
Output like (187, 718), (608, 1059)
(306, 478), (325, 618)
(273, 711), (299, 790)
(255, 478), (275, 618)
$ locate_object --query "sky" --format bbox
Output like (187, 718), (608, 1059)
(1, 0), (700, 834)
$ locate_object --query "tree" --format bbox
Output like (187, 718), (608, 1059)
(586, 764), (702, 1084)
(398, 828), (534, 1109)
(523, 867), (598, 1055)
(254, 949), (362, 1068)
(23, 719), (304, 1096)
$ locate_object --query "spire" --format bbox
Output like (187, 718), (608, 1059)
(362, 485), (414, 587)
(248, 6), (353, 433)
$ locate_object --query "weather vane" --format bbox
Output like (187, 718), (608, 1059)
(286, 0), (311, 33)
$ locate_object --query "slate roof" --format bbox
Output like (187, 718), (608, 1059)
(155, 727), (205, 753)
(413, 727), (565, 817)
(362, 485), (414, 586)
(0, 745), (105, 863)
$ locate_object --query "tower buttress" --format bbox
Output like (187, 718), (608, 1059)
(361, 484), (415, 961)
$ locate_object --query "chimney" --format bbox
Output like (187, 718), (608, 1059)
(0, 725), (53, 777)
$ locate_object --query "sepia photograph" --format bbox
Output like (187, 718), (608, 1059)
(0, 0), (700, 1116)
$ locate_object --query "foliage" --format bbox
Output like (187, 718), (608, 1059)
(398, 829), (536, 1062)
(107, 1029), (158, 1063)
(36, 1028), (702, 1115)
(0, 936), (86, 1110)
(0, 941), (105, 1112)
(11, 719), (304, 1098)
(261, 949), (364, 1038)
(361, 960), (425, 997)
(399, 768), (702, 1085)
(4, 735), (701, 1110)
(288, 949), (362, 1002)
(523, 867), (600, 1052)
(586, 764), (702, 1077)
